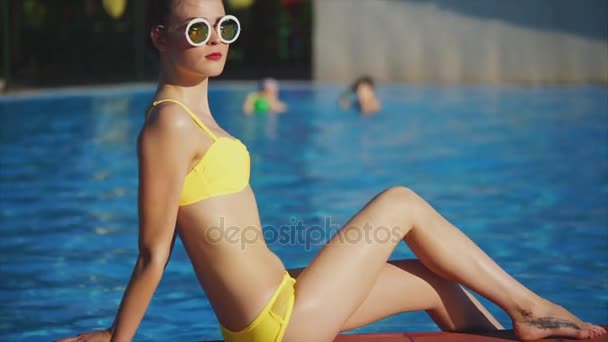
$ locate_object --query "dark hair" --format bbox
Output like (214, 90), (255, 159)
(146, 0), (174, 32)
(145, 0), (176, 54)
(351, 75), (375, 92)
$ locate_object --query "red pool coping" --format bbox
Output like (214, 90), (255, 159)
(207, 326), (608, 341)
(333, 327), (608, 342)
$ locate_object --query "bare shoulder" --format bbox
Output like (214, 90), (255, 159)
(139, 102), (197, 155)
(144, 102), (194, 132)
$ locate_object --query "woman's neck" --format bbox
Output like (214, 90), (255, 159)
(156, 71), (212, 117)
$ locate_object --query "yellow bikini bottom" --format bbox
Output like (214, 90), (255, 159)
(220, 272), (296, 342)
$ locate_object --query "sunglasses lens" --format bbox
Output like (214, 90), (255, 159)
(188, 22), (209, 45)
(220, 18), (239, 42)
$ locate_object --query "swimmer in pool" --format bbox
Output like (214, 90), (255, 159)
(57, 1), (606, 341)
(243, 77), (287, 115)
(340, 75), (382, 115)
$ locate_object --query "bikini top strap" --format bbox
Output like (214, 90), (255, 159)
(149, 99), (218, 141)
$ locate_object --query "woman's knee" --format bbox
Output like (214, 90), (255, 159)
(382, 185), (416, 200)
(376, 186), (420, 212)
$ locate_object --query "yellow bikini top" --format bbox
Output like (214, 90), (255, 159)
(148, 99), (250, 206)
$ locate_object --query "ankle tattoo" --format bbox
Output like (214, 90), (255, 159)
(521, 310), (581, 330)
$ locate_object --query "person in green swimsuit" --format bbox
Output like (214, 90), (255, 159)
(243, 78), (287, 115)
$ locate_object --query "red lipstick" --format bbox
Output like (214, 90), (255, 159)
(206, 52), (223, 61)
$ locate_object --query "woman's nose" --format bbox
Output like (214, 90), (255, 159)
(207, 27), (220, 45)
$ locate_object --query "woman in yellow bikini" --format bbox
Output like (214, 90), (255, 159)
(59, 1), (605, 341)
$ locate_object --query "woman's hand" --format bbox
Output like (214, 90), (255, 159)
(56, 328), (112, 342)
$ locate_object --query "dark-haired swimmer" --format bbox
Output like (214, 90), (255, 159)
(340, 75), (382, 115)
(58, 1), (606, 341)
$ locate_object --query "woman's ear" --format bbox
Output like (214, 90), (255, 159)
(150, 26), (168, 53)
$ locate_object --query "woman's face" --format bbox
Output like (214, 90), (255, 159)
(163, 0), (229, 78)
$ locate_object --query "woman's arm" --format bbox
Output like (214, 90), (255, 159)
(110, 108), (192, 341)
(272, 98), (287, 114)
(339, 91), (352, 109)
(243, 93), (256, 115)
(58, 107), (193, 342)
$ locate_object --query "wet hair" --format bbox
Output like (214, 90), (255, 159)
(351, 75), (375, 92)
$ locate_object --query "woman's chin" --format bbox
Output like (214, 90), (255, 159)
(209, 70), (224, 78)
(205, 64), (226, 78)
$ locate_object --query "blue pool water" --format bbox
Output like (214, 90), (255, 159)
(0, 84), (607, 341)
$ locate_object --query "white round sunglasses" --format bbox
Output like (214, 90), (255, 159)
(159, 15), (241, 47)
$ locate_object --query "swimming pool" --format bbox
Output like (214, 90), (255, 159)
(1, 83), (606, 341)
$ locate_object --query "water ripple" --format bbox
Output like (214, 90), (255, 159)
(1, 85), (606, 340)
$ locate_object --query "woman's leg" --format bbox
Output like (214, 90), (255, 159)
(283, 186), (605, 341)
(289, 259), (502, 333)
(341, 260), (503, 332)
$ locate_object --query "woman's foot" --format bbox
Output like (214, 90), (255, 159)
(512, 298), (606, 340)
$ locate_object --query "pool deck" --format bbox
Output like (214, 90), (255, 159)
(334, 328), (608, 341)
(207, 326), (608, 341)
